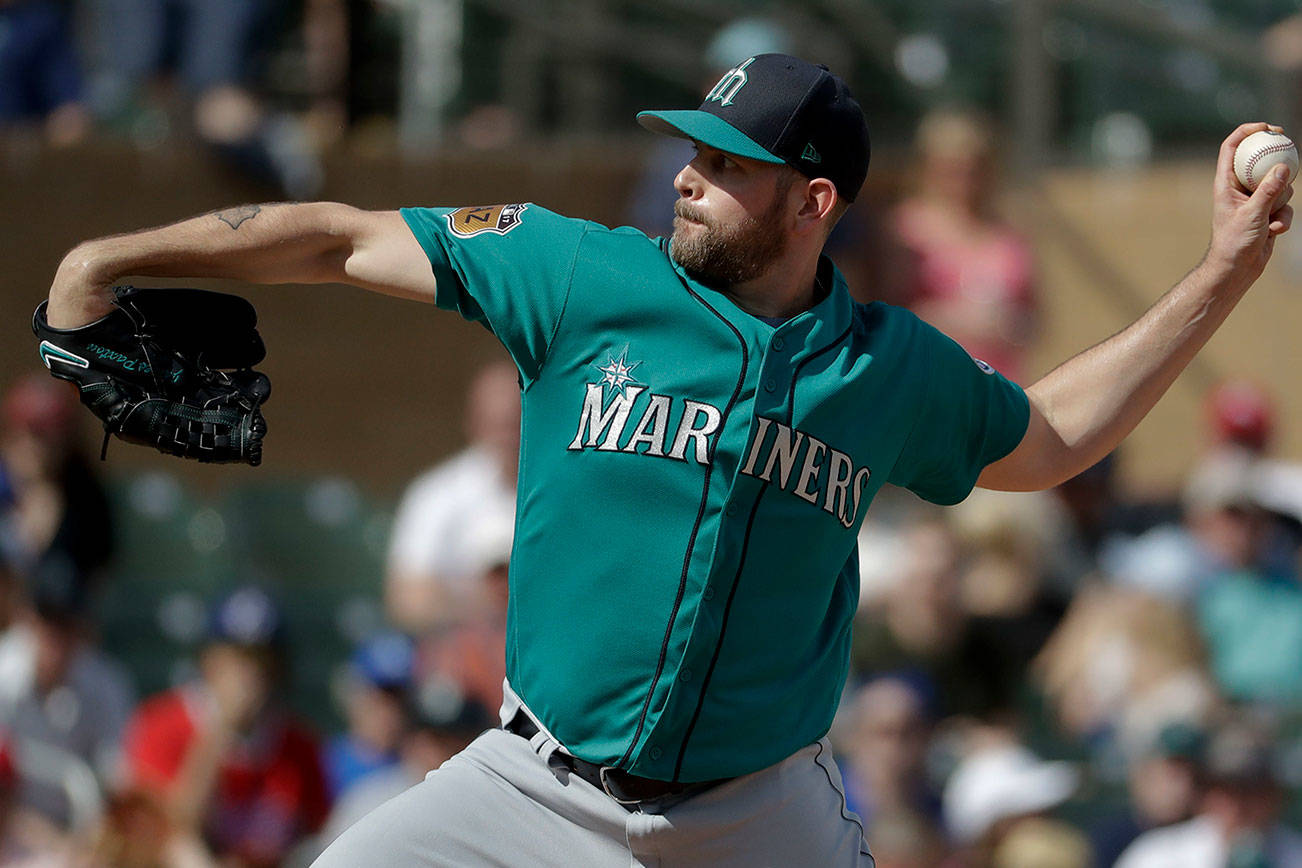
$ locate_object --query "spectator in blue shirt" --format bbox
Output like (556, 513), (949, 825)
(324, 632), (414, 799)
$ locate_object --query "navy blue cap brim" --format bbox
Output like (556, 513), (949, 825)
(637, 110), (785, 165)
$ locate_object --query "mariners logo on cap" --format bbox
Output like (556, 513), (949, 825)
(706, 57), (754, 107)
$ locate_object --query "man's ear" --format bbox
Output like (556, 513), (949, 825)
(793, 178), (839, 237)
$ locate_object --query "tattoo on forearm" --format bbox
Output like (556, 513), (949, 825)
(215, 205), (262, 230)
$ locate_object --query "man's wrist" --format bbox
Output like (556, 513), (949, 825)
(47, 241), (118, 327)
(1192, 250), (1254, 299)
(62, 239), (121, 286)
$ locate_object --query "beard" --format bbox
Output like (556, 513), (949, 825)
(669, 192), (789, 287)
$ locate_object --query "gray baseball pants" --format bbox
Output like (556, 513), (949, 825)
(313, 701), (873, 867)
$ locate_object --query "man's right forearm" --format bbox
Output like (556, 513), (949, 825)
(47, 202), (364, 328)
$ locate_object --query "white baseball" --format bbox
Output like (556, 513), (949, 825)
(1233, 130), (1298, 191)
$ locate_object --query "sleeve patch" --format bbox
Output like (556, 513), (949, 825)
(446, 204), (528, 237)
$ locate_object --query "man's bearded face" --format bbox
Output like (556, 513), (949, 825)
(670, 176), (791, 286)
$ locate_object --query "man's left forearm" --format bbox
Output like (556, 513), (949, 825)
(1023, 260), (1246, 487)
(979, 123), (1294, 492)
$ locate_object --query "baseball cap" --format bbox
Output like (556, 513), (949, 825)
(1148, 721), (1207, 762)
(409, 676), (494, 738)
(350, 632), (415, 690)
(942, 744), (1079, 844)
(29, 551), (90, 626)
(1182, 452), (1261, 515)
(637, 54), (871, 202)
(1207, 380), (1274, 452)
(206, 586), (286, 647)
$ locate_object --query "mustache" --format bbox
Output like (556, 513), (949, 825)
(673, 201), (710, 225)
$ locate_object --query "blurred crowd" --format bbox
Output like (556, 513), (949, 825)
(0, 370), (500, 867)
(13, 0), (1302, 196)
(838, 378), (1302, 868)
(3, 6), (1302, 868)
(0, 0), (379, 197)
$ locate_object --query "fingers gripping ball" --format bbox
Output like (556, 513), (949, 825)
(32, 286), (271, 466)
(1234, 130), (1298, 192)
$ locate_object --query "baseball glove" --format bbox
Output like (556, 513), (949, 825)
(32, 286), (271, 466)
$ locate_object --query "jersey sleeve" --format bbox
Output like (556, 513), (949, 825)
(400, 204), (588, 381)
(887, 318), (1030, 505)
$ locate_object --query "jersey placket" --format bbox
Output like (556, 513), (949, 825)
(639, 312), (817, 781)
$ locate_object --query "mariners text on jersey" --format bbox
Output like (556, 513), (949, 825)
(739, 416), (872, 529)
(568, 384), (722, 464)
(569, 377), (873, 530)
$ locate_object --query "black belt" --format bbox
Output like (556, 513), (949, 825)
(503, 710), (730, 807)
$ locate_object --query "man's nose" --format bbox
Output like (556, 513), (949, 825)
(674, 162), (703, 200)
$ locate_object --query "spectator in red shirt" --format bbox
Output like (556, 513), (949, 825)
(121, 586), (327, 868)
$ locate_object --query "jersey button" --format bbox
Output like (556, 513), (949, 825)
(649, 746), (662, 760)
(725, 503), (738, 517)
(679, 668), (693, 683)
(764, 378), (776, 393)
(772, 336), (785, 351)
(703, 586), (715, 601)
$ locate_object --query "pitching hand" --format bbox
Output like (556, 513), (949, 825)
(1206, 122), (1295, 287)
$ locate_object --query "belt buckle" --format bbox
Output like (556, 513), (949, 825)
(598, 766), (645, 807)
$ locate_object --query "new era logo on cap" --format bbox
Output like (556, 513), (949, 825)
(637, 54), (871, 202)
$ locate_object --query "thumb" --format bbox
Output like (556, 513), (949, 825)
(1249, 164), (1291, 213)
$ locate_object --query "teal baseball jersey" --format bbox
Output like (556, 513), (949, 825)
(400, 203), (1030, 782)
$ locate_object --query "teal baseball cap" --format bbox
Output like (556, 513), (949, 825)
(207, 585), (286, 647)
(637, 54), (871, 201)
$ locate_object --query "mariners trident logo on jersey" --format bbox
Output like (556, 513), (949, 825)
(568, 348), (723, 464)
(593, 347), (642, 397)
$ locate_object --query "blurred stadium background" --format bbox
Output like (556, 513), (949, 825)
(2, 0), (1302, 865)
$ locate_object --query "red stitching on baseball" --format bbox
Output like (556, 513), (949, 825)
(1246, 141), (1294, 186)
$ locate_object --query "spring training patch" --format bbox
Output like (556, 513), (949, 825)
(446, 204), (528, 238)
